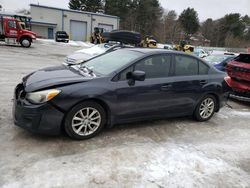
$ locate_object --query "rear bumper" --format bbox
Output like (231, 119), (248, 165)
(225, 77), (250, 92)
(13, 99), (64, 135)
(224, 77), (250, 97)
(56, 38), (69, 42)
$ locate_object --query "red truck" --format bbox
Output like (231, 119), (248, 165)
(225, 53), (250, 99)
(0, 16), (36, 47)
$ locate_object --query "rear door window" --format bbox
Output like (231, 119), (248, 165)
(134, 55), (171, 79)
(234, 54), (250, 64)
(199, 61), (209, 75)
(174, 55), (198, 76)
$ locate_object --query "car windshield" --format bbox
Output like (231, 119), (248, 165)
(81, 50), (142, 75)
(234, 54), (250, 64)
(204, 55), (229, 64)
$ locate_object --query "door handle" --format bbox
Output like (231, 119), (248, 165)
(200, 80), (208, 85)
(161, 84), (172, 91)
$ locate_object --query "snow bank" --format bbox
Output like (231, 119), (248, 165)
(36, 38), (94, 48)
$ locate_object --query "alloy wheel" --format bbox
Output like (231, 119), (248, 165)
(199, 98), (215, 119)
(71, 107), (101, 136)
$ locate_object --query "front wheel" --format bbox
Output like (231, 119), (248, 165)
(194, 95), (216, 121)
(20, 38), (31, 48)
(64, 101), (106, 140)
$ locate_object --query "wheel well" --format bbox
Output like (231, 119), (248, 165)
(61, 98), (111, 131)
(20, 36), (32, 42)
(207, 93), (220, 112)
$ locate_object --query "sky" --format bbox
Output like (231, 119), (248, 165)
(0, 0), (249, 21)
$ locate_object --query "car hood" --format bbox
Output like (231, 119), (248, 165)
(23, 65), (92, 92)
(66, 52), (94, 62)
(22, 29), (37, 37)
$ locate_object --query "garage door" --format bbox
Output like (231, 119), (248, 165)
(98, 24), (114, 32)
(70, 20), (87, 41)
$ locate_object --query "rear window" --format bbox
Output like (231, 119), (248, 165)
(234, 54), (250, 64)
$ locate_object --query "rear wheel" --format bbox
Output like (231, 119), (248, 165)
(194, 95), (216, 121)
(20, 38), (31, 48)
(64, 101), (106, 140)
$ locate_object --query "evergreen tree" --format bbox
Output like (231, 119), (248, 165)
(69, 0), (103, 12)
(104, 0), (131, 28)
(179, 8), (199, 36)
(201, 18), (214, 41)
(135, 0), (162, 36)
(104, 0), (162, 36)
(217, 13), (245, 46)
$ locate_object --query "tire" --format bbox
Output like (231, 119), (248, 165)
(64, 101), (106, 140)
(194, 95), (217, 121)
(20, 38), (31, 48)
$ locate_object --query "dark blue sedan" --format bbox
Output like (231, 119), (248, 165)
(13, 49), (229, 139)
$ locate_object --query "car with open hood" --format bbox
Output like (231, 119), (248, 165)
(204, 53), (237, 72)
(64, 43), (133, 66)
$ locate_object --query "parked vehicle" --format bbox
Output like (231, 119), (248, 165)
(174, 40), (194, 53)
(13, 49), (229, 140)
(55, 31), (69, 43)
(90, 27), (105, 44)
(225, 53), (250, 98)
(0, 16), (36, 47)
(64, 43), (133, 65)
(102, 30), (142, 45)
(204, 54), (236, 72)
(193, 48), (209, 58)
(163, 44), (173, 50)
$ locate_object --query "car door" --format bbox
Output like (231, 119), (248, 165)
(5, 20), (18, 38)
(113, 54), (177, 121)
(170, 54), (210, 114)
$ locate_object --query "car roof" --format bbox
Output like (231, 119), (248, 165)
(124, 48), (187, 56)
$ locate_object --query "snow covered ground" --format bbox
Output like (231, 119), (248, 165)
(0, 41), (250, 188)
(36, 38), (94, 48)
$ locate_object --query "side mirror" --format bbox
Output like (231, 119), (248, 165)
(126, 70), (146, 81)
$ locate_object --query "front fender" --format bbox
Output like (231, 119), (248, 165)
(51, 81), (116, 113)
(18, 34), (36, 42)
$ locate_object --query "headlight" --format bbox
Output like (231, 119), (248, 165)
(26, 89), (61, 104)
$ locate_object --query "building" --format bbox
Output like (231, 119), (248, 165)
(30, 4), (120, 41)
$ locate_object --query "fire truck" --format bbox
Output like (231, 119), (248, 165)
(0, 16), (36, 47)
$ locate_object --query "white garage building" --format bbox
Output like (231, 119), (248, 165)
(30, 4), (119, 41)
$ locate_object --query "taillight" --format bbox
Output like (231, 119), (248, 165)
(224, 76), (231, 85)
(223, 76), (233, 91)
